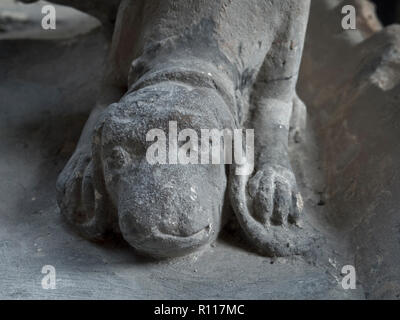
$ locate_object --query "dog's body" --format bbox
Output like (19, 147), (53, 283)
(23, 0), (313, 257)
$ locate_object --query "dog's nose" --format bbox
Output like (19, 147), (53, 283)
(119, 211), (213, 258)
(118, 202), (214, 258)
(116, 167), (218, 258)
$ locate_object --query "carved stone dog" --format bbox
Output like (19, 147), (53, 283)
(21, 0), (313, 258)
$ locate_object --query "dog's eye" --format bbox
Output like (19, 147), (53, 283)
(107, 146), (131, 170)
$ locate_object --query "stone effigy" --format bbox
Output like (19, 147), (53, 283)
(6, 0), (400, 299)
(20, 0), (315, 258)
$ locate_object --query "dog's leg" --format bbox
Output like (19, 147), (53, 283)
(229, 0), (315, 257)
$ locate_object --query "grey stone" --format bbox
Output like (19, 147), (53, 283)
(299, 0), (400, 299)
(50, 0), (317, 259)
(2, 0), (400, 299)
(0, 27), (361, 299)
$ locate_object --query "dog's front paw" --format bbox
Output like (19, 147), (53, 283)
(248, 164), (303, 227)
(229, 160), (313, 257)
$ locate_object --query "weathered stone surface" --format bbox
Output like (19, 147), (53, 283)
(3, 0), (400, 299)
(0, 0), (367, 299)
(0, 28), (359, 300)
(299, 0), (400, 299)
(350, 0), (382, 37)
(52, 0), (316, 258)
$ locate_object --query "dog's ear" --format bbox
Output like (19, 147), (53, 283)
(56, 113), (116, 241)
(78, 112), (118, 240)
